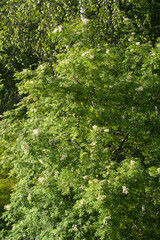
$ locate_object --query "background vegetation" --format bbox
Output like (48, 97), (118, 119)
(0, 0), (160, 239)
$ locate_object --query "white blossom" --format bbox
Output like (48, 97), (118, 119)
(155, 106), (158, 114)
(136, 42), (140, 46)
(39, 65), (45, 70)
(130, 160), (135, 166)
(53, 28), (58, 34)
(82, 18), (89, 25)
(33, 129), (39, 136)
(5, 204), (11, 211)
(73, 224), (78, 232)
(79, 199), (84, 207)
(81, 51), (90, 57)
(130, 160), (136, 169)
(127, 75), (132, 80)
(21, 145), (28, 155)
(93, 179), (99, 183)
(38, 177), (45, 184)
(97, 195), (106, 201)
(39, 159), (45, 165)
(60, 154), (67, 160)
(90, 141), (96, 146)
(142, 205), (145, 212)
(132, 106), (135, 112)
(61, 59), (69, 65)
(83, 176), (88, 180)
(128, 37), (133, 42)
(27, 194), (32, 201)
(123, 17), (129, 24)
(74, 42), (82, 47)
(53, 25), (62, 33)
(58, 25), (63, 32)
(54, 171), (59, 178)
(122, 115), (125, 119)
(109, 85), (113, 89)
(122, 186), (129, 194)
(104, 128), (109, 133)
(92, 125), (98, 131)
(157, 168), (160, 174)
(89, 54), (94, 59)
(137, 86), (143, 91)
(106, 49), (110, 54)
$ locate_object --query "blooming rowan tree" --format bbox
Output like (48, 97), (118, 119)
(0, 0), (160, 239)
(0, 19), (160, 239)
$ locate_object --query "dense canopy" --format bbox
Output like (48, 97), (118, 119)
(0, 1), (160, 239)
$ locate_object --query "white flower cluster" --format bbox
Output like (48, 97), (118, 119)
(127, 75), (132, 80)
(123, 17), (129, 24)
(33, 129), (39, 136)
(97, 195), (106, 201)
(106, 49), (110, 54)
(155, 106), (158, 114)
(128, 37), (133, 42)
(137, 86), (143, 92)
(53, 25), (62, 33)
(21, 145), (28, 155)
(38, 177), (45, 184)
(39, 159), (45, 165)
(81, 51), (90, 57)
(83, 175), (88, 180)
(82, 18), (89, 25)
(5, 204), (11, 211)
(89, 54), (94, 59)
(142, 205), (145, 212)
(27, 194), (32, 201)
(132, 106), (135, 112)
(39, 64), (45, 70)
(61, 59), (69, 65)
(78, 199), (84, 207)
(92, 125), (98, 131)
(72, 224), (78, 232)
(74, 42), (82, 47)
(130, 160), (136, 168)
(60, 154), (67, 160)
(157, 168), (160, 174)
(79, 185), (84, 190)
(122, 186), (129, 194)
(90, 141), (96, 146)
(104, 128), (109, 133)
(81, 51), (94, 59)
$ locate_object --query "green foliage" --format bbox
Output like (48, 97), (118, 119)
(0, 18), (160, 238)
(0, 0), (160, 239)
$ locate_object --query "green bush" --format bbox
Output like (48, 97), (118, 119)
(0, 20), (160, 239)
